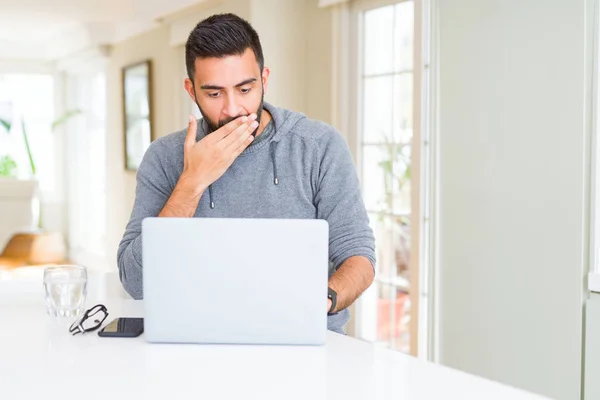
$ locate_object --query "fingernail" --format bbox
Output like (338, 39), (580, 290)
(250, 113), (257, 120)
(252, 121), (259, 128)
(188, 115), (194, 124)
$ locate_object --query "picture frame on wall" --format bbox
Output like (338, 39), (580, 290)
(122, 60), (153, 171)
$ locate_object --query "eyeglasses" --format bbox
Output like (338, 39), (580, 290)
(69, 304), (109, 335)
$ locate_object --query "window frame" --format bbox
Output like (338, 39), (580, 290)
(589, 0), (600, 291)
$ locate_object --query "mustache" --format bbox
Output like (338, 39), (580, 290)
(218, 115), (247, 128)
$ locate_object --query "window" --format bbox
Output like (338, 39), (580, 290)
(355, 1), (415, 352)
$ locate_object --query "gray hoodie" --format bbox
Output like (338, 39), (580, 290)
(117, 102), (376, 334)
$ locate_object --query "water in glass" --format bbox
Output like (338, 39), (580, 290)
(44, 265), (87, 317)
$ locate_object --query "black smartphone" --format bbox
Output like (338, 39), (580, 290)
(98, 317), (144, 338)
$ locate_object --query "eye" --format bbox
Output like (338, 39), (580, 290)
(207, 92), (220, 98)
(240, 87), (251, 94)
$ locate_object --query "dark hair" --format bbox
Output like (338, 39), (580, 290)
(185, 13), (264, 82)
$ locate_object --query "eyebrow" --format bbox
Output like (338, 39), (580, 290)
(200, 78), (257, 91)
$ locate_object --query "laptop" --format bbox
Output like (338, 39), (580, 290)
(141, 217), (329, 345)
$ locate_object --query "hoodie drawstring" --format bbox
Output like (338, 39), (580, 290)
(271, 141), (279, 185)
(207, 141), (279, 209)
(208, 185), (215, 209)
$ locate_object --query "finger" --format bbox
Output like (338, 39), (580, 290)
(212, 113), (256, 142)
(184, 115), (198, 150)
(219, 113), (257, 147)
(227, 119), (258, 151)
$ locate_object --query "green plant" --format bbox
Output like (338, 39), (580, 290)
(0, 118), (17, 178)
(0, 109), (82, 177)
(0, 155), (17, 177)
(0, 119), (9, 132)
(374, 130), (412, 225)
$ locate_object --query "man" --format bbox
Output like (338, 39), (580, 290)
(117, 13), (376, 334)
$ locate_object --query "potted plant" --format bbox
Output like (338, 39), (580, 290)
(374, 129), (412, 346)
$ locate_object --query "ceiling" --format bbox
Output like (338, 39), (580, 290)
(0, 0), (206, 60)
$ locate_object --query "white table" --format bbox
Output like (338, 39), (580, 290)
(0, 277), (552, 400)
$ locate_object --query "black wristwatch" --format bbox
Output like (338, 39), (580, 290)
(327, 287), (337, 315)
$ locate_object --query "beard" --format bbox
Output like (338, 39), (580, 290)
(196, 87), (265, 137)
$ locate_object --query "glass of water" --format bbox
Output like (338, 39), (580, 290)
(44, 265), (88, 317)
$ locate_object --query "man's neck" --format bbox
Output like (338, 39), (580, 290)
(254, 109), (272, 138)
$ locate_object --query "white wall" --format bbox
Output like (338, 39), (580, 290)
(250, 0), (308, 114)
(436, 1), (589, 399)
(585, 293), (600, 400)
(304, 0), (333, 125)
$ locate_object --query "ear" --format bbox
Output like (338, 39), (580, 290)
(184, 78), (197, 102)
(261, 67), (270, 95)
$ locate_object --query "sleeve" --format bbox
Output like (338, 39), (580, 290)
(116, 140), (173, 299)
(313, 129), (377, 274)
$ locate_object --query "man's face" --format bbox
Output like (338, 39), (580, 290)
(185, 48), (269, 134)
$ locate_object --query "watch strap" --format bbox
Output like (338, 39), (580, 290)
(327, 287), (337, 314)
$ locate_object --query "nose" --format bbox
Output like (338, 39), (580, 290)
(222, 93), (243, 119)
